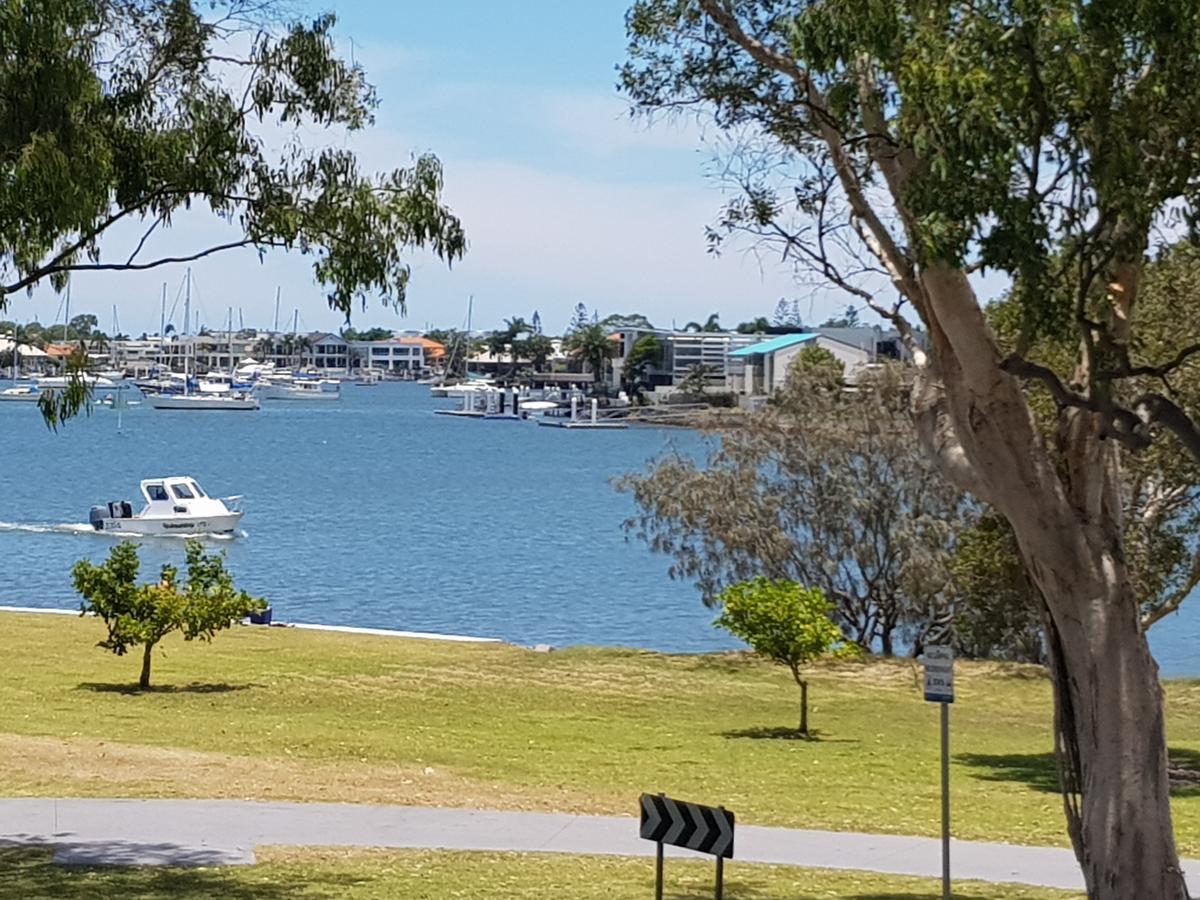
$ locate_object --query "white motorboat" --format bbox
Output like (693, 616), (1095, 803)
(256, 376), (340, 401)
(89, 476), (243, 535)
(35, 373), (117, 389)
(146, 392), (259, 410)
(0, 385), (41, 403)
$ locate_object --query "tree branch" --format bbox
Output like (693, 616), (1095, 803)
(696, 0), (925, 312)
(1134, 393), (1200, 461)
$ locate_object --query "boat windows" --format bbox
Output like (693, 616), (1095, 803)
(189, 482), (207, 498)
(147, 484), (168, 502)
(171, 483), (195, 500)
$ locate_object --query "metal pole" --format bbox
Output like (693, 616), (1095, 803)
(655, 840), (663, 900)
(715, 856), (724, 900)
(941, 700), (951, 900)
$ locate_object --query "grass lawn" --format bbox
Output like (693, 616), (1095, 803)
(2, 611), (1198, 853)
(0, 847), (1083, 899)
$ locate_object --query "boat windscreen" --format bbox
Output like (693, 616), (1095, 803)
(190, 482), (207, 497)
(171, 483), (195, 499)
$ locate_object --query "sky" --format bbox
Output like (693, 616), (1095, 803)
(16, 1), (905, 336)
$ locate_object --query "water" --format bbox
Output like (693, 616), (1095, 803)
(1, 383), (1196, 675)
(0, 383), (735, 652)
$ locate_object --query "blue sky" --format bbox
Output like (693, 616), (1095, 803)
(16, 1), (874, 336)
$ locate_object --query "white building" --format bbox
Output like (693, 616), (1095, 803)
(728, 332), (873, 398)
(349, 336), (442, 374)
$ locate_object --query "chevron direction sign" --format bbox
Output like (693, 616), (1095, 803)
(640, 794), (735, 899)
(640, 793), (735, 857)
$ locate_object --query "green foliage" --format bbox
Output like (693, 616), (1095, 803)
(951, 510), (1046, 664)
(716, 578), (847, 732)
(600, 312), (655, 330)
(675, 363), (715, 397)
(773, 298), (803, 328)
(716, 579), (845, 672)
(37, 344), (92, 430)
(343, 327), (394, 342)
(620, 363), (966, 654)
(523, 333), (554, 371)
(565, 323), (615, 386)
(622, 333), (662, 382)
(72, 540), (265, 688)
(735, 316), (770, 334)
(820, 306), (860, 328)
(569, 303), (591, 333)
(1, 1), (465, 329)
(785, 344), (843, 392)
(683, 313), (722, 333)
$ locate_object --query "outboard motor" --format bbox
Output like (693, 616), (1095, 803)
(89, 506), (107, 531)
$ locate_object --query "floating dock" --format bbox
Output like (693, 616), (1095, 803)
(537, 418), (627, 429)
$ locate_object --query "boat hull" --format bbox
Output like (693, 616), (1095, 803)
(257, 385), (340, 401)
(146, 394), (260, 410)
(95, 511), (243, 535)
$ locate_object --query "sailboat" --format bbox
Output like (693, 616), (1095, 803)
(145, 272), (259, 410)
(0, 338), (40, 402)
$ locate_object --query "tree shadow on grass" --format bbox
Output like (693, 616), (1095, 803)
(958, 748), (1200, 797)
(76, 682), (254, 695)
(0, 846), (353, 900)
(720, 726), (857, 743)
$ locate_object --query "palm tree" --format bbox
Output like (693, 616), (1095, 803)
(294, 335), (313, 368)
(565, 323), (616, 391)
(525, 333), (554, 372)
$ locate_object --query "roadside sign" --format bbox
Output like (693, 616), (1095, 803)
(640, 793), (734, 899)
(922, 645), (955, 703)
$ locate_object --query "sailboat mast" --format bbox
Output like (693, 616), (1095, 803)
(110, 304), (118, 368)
(228, 306), (234, 376)
(160, 283), (166, 368)
(64, 283), (70, 344)
(184, 269), (191, 395)
(273, 288), (280, 333)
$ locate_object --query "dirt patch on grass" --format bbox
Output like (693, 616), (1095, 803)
(0, 733), (615, 814)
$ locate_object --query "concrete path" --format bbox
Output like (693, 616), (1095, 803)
(3, 798), (1198, 890)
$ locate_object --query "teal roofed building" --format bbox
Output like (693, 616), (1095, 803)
(729, 331), (873, 399)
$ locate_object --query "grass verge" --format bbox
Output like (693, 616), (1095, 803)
(2, 611), (1198, 852)
(0, 847), (1083, 899)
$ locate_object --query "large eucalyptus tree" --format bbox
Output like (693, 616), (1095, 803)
(1, 0), (465, 423)
(623, 2), (1200, 896)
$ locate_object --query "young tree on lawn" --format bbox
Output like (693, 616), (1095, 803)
(624, 4), (1200, 894)
(2, 1), (465, 426)
(715, 578), (846, 735)
(73, 540), (265, 689)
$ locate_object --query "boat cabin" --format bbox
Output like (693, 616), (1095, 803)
(140, 477), (211, 514)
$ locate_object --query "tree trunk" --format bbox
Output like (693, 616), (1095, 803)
(139, 642), (154, 690)
(1031, 548), (1188, 900)
(799, 679), (809, 735)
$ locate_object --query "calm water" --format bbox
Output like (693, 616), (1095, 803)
(0, 382), (1196, 675)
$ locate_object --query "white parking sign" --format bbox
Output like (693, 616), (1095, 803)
(922, 645), (955, 703)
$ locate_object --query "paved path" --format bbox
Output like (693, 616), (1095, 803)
(4, 799), (1198, 890)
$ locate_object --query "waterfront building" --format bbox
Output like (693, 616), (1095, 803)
(348, 335), (444, 374)
(728, 332), (873, 399)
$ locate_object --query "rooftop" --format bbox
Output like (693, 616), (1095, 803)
(729, 333), (818, 357)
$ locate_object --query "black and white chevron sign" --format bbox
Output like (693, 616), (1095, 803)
(639, 793), (735, 859)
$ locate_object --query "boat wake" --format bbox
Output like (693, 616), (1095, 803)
(0, 522), (243, 541)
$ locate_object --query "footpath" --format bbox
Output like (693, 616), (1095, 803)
(4, 798), (1199, 891)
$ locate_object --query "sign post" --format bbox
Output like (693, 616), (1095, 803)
(922, 645), (954, 900)
(639, 793), (734, 899)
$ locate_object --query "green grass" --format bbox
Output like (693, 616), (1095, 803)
(0, 847), (1083, 899)
(2, 612), (1198, 853)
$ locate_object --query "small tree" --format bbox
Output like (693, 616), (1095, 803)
(73, 541), (265, 689)
(715, 579), (846, 735)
